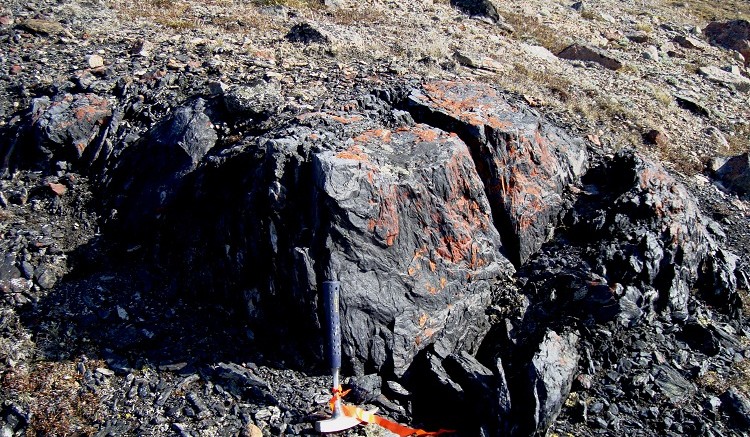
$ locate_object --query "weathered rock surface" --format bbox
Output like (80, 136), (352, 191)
(405, 80), (588, 265)
(31, 93), (112, 164)
(156, 93), (519, 377)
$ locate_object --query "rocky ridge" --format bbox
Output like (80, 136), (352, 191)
(0, 1), (749, 437)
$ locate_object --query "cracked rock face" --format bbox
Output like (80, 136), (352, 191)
(148, 80), (589, 377)
(405, 80), (588, 265)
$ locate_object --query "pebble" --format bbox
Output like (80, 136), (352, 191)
(87, 54), (104, 68)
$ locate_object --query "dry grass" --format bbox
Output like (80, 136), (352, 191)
(110, 0), (198, 29)
(328, 7), (384, 26)
(500, 62), (574, 101)
(726, 122), (750, 156)
(2, 361), (104, 436)
(109, 0), (316, 31)
(500, 11), (572, 54)
(665, 0), (750, 22)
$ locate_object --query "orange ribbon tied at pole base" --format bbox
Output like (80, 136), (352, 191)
(328, 386), (455, 437)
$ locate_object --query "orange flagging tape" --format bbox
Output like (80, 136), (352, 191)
(328, 387), (454, 436)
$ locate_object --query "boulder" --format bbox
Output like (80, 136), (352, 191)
(104, 98), (217, 239)
(31, 93), (112, 165)
(160, 96), (517, 376)
(704, 20), (750, 65)
(557, 44), (623, 70)
(405, 80), (588, 265)
(714, 152), (750, 198)
(286, 22), (329, 44)
(449, 0), (500, 23)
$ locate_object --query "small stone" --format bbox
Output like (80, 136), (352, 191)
(34, 264), (57, 289)
(674, 35), (705, 49)
(9, 65), (22, 75)
(48, 182), (67, 196)
(642, 45), (660, 61)
(130, 39), (153, 57)
(19, 18), (72, 37)
(244, 423), (262, 437)
(386, 380), (411, 397)
(87, 54), (104, 69)
(166, 58), (186, 70)
(96, 367), (115, 377)
(116, 305), (129, 320)
(626, 31), (650, 44)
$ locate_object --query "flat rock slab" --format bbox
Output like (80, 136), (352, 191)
(698, 66), (750, 92)
(557, 44), (623, 70)
(406, 80), (588, 265)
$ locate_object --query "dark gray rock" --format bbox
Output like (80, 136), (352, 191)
(679, 321), (720, 356)
(162, 92), (518, 376)
(720, 388), (750, 430)
(104, 98), (217, 239)
(33, 263), (57, 289)
(406, 80), (588, 265)
(714, 152), (750, 198)
(450, 0), (500, 22)
(443, 351), (512, 436)
(703, 20), (750, 65)
(653, 365), (694, 404)
(214, 362), (268, 391)
(557, 44), (624, 70)
(286, 23), (329, 44)
(528, 330), (579, 435)
(571, 150), (736, 321)
(346, 374), (381, 404)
